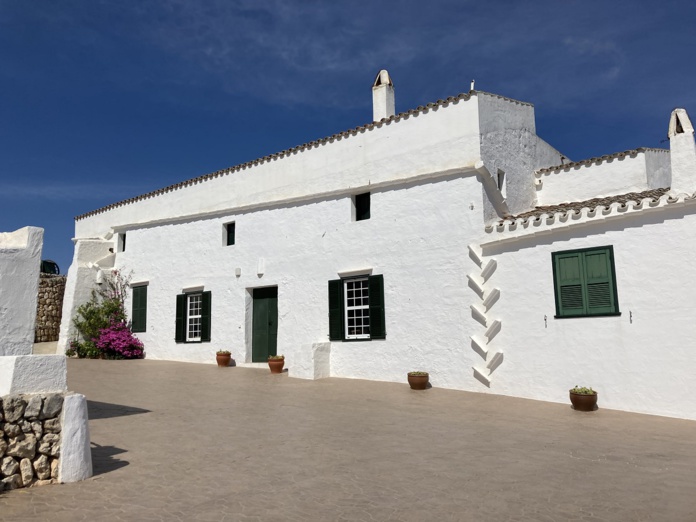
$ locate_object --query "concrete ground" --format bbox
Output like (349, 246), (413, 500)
(2, 360), (696, 521)
(32, 341), (58, 354)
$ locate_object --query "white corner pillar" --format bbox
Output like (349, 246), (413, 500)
(58, 393), (93, 483)
(0, 227), (43, 356)
(57, 238), (114, 354)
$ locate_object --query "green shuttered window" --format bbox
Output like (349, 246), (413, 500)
(131, 285), (147, 333)
(552, 246), (620, 318)
(328, 275), (385, 341)
(175, 291), (212, 343)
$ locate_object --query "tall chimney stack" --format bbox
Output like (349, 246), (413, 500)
(372, 70), (395, 122)
(668, 108), (696, 194)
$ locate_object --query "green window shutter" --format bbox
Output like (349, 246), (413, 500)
(553, 252), (587, 317)
(132, 286), (147, 333)
(201, 291), (212, 342)
(175, 294), (186, 343)
(328, 279), (344, 340)
(553, 246), (619, 318)
(583, 248), (618, 315)
(368, 274), (386, 339)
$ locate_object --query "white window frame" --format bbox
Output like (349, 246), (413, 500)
(344, 278), (370, 340)
(186, 293), (202, 342)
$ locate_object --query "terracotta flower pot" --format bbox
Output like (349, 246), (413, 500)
(268, 358), (284, 374)
(569, 391), (598, 411)
(216, 354), (231, 367)
(407, 373), (429, 390)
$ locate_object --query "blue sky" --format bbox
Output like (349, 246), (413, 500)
(2, 1), (695, 272)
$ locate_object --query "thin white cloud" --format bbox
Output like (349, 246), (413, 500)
(0, 183), (145, 201)
(2, 0), (694, 117)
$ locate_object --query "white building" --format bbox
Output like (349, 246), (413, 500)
(59, 71), (696, 420)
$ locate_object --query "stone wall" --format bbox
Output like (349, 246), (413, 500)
(35, 275), (67, 343)
(0, 393), (64, 490)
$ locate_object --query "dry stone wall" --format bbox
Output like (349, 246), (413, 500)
(35, 275), (66, 343)
(0, 393), (64, 490)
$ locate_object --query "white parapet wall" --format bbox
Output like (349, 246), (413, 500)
(0, 227), (43, 356)
(0, 355), (68, 396)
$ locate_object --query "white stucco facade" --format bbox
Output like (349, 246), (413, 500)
(60, 73), (696, 420)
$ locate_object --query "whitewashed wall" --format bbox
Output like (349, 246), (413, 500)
(118, 174), (487, 380)
(479, 204), (696, 420)
(477, 93), (564, 221)
(0, 227), (43, 356)
(537, 153), (651, 205)
(75, 97), (484, 239)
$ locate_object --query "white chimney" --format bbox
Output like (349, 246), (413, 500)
(668, 108), (696, 194)
(372, 70), (395, 122)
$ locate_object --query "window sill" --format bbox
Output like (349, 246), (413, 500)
(554, 312), (621, 319)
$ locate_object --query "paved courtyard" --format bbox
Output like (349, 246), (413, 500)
(2, 359), (696, 521)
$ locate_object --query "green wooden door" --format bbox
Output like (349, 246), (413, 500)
(252, 287), (278, 362)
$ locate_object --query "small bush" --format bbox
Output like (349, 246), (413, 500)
(95, 320), (144, 359)
(66, 339), (102, 359)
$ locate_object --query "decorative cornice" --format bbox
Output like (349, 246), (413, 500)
(486, 187), (691, 235)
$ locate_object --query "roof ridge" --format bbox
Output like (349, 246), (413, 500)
(535, 147), (669, 176)
(475, 91), (534, 107)
(76, 91), (486, 221)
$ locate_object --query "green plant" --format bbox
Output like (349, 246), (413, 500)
(570, 386), (596, 395)
(69, 269), (142, 359)
(268, 354), (284, 360)
(408, 371), (429, 376)
(216, 350), (231, 356)
(66, 339), (102, 359)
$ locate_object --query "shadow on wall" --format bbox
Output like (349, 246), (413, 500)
(87, 400), (150, 420)
(91, 443), (129, 476)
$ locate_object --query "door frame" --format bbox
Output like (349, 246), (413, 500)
(244, 285), (279, 363)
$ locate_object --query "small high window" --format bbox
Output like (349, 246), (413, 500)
(118, 233), (126, 252)
(497, 169), (506, 198)
(354, 192), (370, 221)
(224, 222), (236, 246)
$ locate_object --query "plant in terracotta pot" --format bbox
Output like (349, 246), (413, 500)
(216, 350), (232, 367)
(569, 385), (598, 411)
(407, 371), (429, 390)
(268, 355), (285, 374)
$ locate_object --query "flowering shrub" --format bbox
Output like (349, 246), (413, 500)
(69, 269), (145, 359)
(95, 320), (144, 359)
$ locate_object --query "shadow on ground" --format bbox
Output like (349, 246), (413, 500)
(87, 400), (150, 420)
(91, 443), (129, 476)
